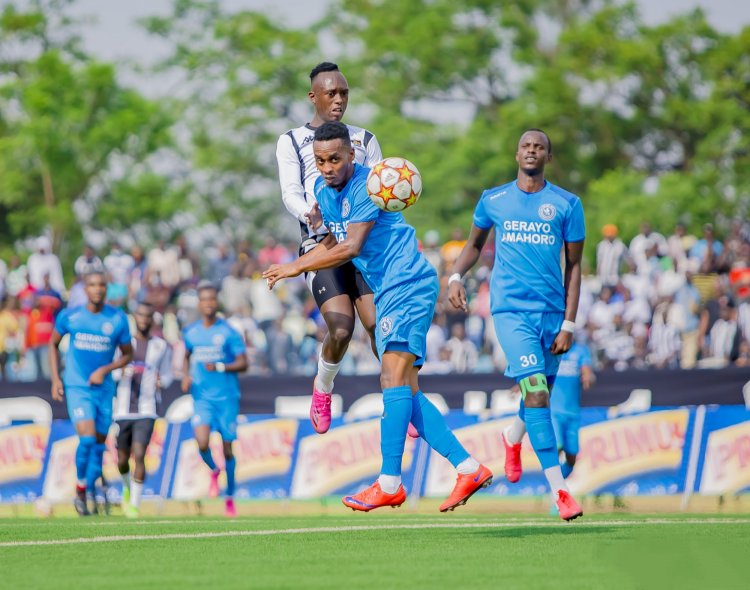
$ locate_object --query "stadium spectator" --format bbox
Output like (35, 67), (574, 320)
(439, 228), (467, 272)
(689, 223), (723, 274)
(128, 245), (148, 306)
(444, 322), (478, 374)
(74, 244), (105, 278)
(596, 223), (629, 287)
(666, 223), (695, 274)
(104, 242), (134, 308)
(147, 240), (180, 290)
(629, 223), (667, 276)
(257, 236), (290, 268)
(206, 242), (236, 289)
(27, 236), (65, 293)
(0, 296), (22, 381)
(422, 230), (442, 272)
(220, 263), (253, 317)
(5, 255), (28, 298)
(175, 235), (201, 288)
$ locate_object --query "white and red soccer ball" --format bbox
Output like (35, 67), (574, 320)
(366, 157), (422, 212)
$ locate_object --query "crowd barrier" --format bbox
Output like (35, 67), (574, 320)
(1, 405), (748, 505)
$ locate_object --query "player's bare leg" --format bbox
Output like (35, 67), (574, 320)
(194, 424), (220, 498)
(523, 375), (582, 521)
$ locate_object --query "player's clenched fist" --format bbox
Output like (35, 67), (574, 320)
(51, 378), (65, 402)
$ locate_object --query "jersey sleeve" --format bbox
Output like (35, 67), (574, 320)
(364, 133), (383, 165)
(276, 133), (312, 223)
(116, 311), (132, 346)
(579, 345), (593, 368)
(348, 174), (380, 223)
(54, 309), (70, 336)
(564, 198), (586, 243)
(226, 326), (246, 358)
(472, 193), (493, 229)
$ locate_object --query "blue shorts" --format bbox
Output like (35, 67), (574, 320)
(552, 412), (580, 455)
(65, 386), (114, 435)
(492, 311), (564, 380)
(375, 275), (438, 366)
(191, 397), (240, 442)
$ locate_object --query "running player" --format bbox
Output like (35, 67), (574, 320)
(113, 302), (173, 518)
(49, 271), (133, 516)
(552, 340), (594, 478)
(448, 129), (585, 521)
(181, 281), (248, 517)
(275, 61), (382, 434)
(264, 122), (492, 512)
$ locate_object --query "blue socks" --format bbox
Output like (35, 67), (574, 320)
(411, 391), (469, 467)
(76, 435), (96, 484)
(225, 457), (236, 497)
(380, 385), (413, 476)
(86, 442), (106, 492)
(525, 407), (558, 470)
(199, 448), (218, 471)
(561, 462), (574, 478)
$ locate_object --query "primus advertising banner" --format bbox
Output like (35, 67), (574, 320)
(698, 406), (750, 495)
(170, 416), (298, 500)
(0, 423), (50, 502)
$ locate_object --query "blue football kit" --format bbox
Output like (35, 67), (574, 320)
(551, 343), (592, 455)
(183, 318), (246, 441)
(315, 164), (437, 364)
(315, 164), (470, 479)
(473, 180), (586, 380)
(54, 305), (131, 432)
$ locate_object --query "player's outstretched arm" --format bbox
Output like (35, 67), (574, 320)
(263, 221), (374, 288)
(551, 240), (584, 355)
(181, 349), (192, 393)
(447, 224), (492, 312)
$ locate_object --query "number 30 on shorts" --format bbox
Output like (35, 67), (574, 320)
(519, 354), (538, 368)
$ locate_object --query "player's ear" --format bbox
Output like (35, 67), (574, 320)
(350, 147), (355, 162)
(308, 90), (316, 104)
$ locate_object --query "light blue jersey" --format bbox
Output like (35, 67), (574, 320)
(551, 343), (592, 417)
(54, 305), (131, 392)
(183, 319), (245, 402)
(315, 164), (436, 302)
(473, 180), (585, 313)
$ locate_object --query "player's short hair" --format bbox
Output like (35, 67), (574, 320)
(309, 61), (339, 81)
(314, 121), (351, 145)
(135, 301), (154, 313)
(196, 279), (218, 295)
(83, 270), (106, 283)
(522, 128), (552, 154)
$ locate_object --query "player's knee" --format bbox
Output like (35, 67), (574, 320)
(566, 453), (577, 467)
(328, 323), (354, 345)
(519, 373), (550, 408)
(117, 459), (129, 472)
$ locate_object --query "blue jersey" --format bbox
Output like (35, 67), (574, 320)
(551, 343), (592, 416)
(54, 305), (131, 392)
(473, 180), (585, 313)
(314, 164), (435, 301)
(183, 318), (245, 401)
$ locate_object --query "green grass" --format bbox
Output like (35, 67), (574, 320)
(1, 511), (749, 590)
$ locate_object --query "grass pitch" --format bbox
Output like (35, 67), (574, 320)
(1, 503), (748, 590)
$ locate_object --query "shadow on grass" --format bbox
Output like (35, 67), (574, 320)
(466, 525), (616, 539)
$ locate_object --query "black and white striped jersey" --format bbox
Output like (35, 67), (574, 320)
(276, 123), (382, 241)
(113, 335), (173, 420)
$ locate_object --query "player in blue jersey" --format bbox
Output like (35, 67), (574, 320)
(552, 340), (594, 478)
(448, 129), (585, 521)
(49, 271), (133, 516)
(181, 281), (248, 517)
(264, 121), (492, 512)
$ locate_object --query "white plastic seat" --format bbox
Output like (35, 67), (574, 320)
(275, 394), (342, 419)
(607, 388), (652, 419)
(164, 394), (195, 423)
(344, 393), (383, 422)
(0, 396), (53, 426)
(490, 388), (520, 416)
(463, 390), (488, 415)
(421, 393), (450, 415)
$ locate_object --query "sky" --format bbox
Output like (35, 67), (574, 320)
(70, 0), (748, 65)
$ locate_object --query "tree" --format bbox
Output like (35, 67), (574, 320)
(0, 1), (176, 270)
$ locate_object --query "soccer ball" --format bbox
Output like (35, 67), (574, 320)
(366, 157), (423, 212)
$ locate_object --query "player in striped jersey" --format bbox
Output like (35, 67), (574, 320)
(113, 302), (173, 518)
(275, 62), (383, 434)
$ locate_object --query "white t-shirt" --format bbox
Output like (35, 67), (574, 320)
(276, 123), (382, 240)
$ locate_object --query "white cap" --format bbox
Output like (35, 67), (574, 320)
(36, 236), (51, 251)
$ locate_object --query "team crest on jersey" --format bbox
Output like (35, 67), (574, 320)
(341, 198), (351, 218)
(212, 334), (225, 346)
(101, 322), (114, 335)
(538, 203), (556, 221)
(380, 317), (394, 336)
(352, 139), (362, 147)
(300, 135), (314, 147)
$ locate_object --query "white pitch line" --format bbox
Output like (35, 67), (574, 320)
(1, 519), (749, 548)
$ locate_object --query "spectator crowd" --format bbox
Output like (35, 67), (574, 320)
(0, 218), (749, 383)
